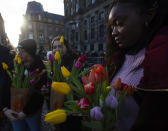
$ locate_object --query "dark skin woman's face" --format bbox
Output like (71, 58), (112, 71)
(109, 4), (146, 49)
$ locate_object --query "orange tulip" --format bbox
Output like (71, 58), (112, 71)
(88, 64), (107, 84)
(112, 78), (122, 90)
(88, 68), (97, 84)
(123, 85), (134, 96)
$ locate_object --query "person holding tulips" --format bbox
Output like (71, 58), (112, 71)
(106, 0), (168, 131)
(51, 35), (75, 70)
(7, 39), (48, 131)
(49, 36), (83, 131)
(0, 44), (14, 130)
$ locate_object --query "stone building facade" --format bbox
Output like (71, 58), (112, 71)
(64, 0), (112, 53)
(0, 13), (13, 49)
(20, 1), (64, 51)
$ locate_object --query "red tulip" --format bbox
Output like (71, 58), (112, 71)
(78, 55), (86, 63)
(84, 82), (96, 95)
(35, 68), (39, 74)
(77, 98), (90, 110)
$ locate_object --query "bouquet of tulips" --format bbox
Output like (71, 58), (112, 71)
(2, 55), (46, 89)
(2, 55), (24, 88)
(47, 36), (71, 110)
(45, 55), (134, 130)
(2, 55), (46, 112)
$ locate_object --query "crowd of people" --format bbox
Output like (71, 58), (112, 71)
(0, 0), (168, 130)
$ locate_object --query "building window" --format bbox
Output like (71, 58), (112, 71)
(28, 24), (32, 30)
(27, 14), (31, 20)
(98, 44), (103, 51)
(71, 8), (73, 16)
(92, 0), (96, 4)
(85, 0), (89, 7)
(90, 44), (94, 51)
(76, 22), (79, 28)
(38, 15), (41, 20)
(84, 30), (87, 40)
(99, 24), (104, 38)
(84, 20), (87, 25)
(76, 0), (79, 13)
(91, 16), (95, 23)
(99, 12), (105, 20)
(49, 35), (53, 42)
(91, 28), (95, 39)
(28, 33), (33, 39)
(39, 24), (43, 30)
(76, 32), (78, 41)
(39, 33), (44, 42)
(48, 19), (52, 23)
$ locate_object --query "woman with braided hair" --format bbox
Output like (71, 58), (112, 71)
(106, 0), (168, 130)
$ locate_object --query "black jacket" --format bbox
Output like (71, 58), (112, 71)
(0, 45), (13, 111)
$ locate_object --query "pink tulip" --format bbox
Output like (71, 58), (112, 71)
(84, 82), (96, 95)
(49, 53), (54, 62)
(30, 79), (35, 84)
(75, 61), (81, 69)
(77, 98), (90, 110)
(81, 76), (88, 85)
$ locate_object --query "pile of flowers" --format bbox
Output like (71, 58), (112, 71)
(45, 55), (134, 130)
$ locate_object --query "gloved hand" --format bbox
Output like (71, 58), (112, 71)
(17, 112), (26, 120)
(3, 108), (18, 121)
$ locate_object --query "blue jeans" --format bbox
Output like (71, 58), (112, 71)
(12, 111), (41, 131)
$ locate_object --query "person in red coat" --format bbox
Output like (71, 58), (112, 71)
(105, 0), (168, 130)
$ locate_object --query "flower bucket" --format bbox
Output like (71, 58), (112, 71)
(10, 87), (29, 112)
(50, 88), (64, 111)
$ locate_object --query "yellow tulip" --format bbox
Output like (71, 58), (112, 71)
(59, 35), (64, 44)
(45, 109), (67, 124)
(54, 51), (61, 60)
(107, 86), (112, 92)
(17, 56), (22, 64)
(2, 62), (8, 70)
(14, 55), (18, 61)
(52, 82), (70, 95)
(61, 66), (70, 78)
(45, 109), (66, 118)
(107, 86), (112, 90)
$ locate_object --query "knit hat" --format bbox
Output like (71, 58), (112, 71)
(18, 39), (37, 56)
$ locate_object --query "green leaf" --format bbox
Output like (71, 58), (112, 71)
(79, 67), (92, 77)
(82, 120), (103, 130)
